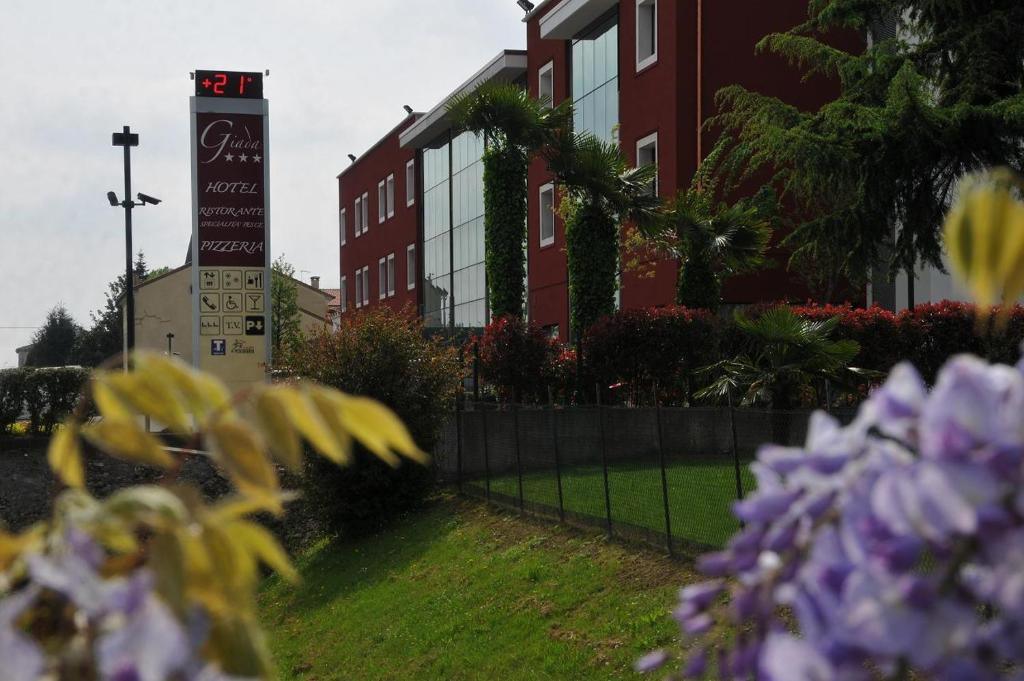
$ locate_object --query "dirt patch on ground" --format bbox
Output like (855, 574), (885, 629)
(0, 439), (229, 531)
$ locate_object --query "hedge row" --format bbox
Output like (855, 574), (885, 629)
(0, 367), (90, 434)
(472, 302), (1024, 404)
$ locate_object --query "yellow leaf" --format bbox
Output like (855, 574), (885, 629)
(92, 378), (135, 423)
(207, 420), (281, 514)
(275, 386), (349, 465)
(209, 492), (299, 522)
(338, 392), (428, 466)
(0, 525), (43, 571)
(134, 352), (231, 425)
(82, 419), (174, 468)
(205, 613), (273, 679)
(253, 388), (303, 473)
(47, 423), (84, 488)
(95, 370), (191, 433)
(228, 519), (299, 584)
(103, 485), (189, 528)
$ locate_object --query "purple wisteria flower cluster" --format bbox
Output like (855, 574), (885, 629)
(643, 354), (1024, 680)
(0, 529), (250, 681)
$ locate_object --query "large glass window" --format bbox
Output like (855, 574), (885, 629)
(420, 130), (487, 329)
(572, 16), (619, 144)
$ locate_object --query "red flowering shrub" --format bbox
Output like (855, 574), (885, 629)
(585, 306), (718, 404)
(473, 315), (559, 403)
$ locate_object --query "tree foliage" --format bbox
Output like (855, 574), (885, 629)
(271, 254), (303, 357)
(710, 0), (1024, 288)
(0, 351), (423, 678)
(73, 251), (150, 367)
(447, 83), (572, 318)
(544, 131), (661, 335)
(638, 141), (775, 310)
(26, 305), (81, 368)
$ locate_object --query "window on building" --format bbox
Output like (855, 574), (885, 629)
(636, 132), (658, 195)
(378, 181), (386, 223)
(571, 17), (619, 144)
(340, 276), (348, 313)
(378, 258), (387, 299)
(406, 160), (416, 207)
(538, 61), (554, 107)
(539, 183), (555, 247)
(387, 253), (396, 296)
(637, 0), (657, 71)
(354, 271), (363, 308)
(361, 266), (370, 306)
(386, 174), (395, 218)
(361, 192), (369, 233)
(353, 198), (362, 237)
(406, 244), (416, 290)
(339, 208), (347, 246)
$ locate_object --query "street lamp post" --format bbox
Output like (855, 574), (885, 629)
(108, 126), (160, 361)
(166, 332), (175, 356)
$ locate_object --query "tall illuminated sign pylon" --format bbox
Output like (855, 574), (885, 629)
(190, 70), (271, 391)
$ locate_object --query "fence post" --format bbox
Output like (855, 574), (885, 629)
(654, 385), (674, 557)
(549, 388), (565, 523)
(596, 383), (613, 539)
(727, 386), (745, 507)
(456, 348), (464, 493)
(473, 341), (480, 403)
(481, 404), (492, 503)
(513, 402), (524, 513)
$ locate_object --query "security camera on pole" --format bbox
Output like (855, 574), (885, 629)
(108, 126), (161, 364)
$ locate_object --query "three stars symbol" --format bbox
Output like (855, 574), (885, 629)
(222, 153), (262, 164)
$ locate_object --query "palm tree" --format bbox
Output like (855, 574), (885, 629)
(543, 130), (661, 337)
(637, 140), (774, 311)
(447, 82), (572, 319)
(696, 307), (864, 411)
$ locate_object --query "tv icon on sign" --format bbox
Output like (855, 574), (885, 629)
(211, 339), (227, 356)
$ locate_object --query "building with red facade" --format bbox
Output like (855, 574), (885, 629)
(338, 0), (858, 338)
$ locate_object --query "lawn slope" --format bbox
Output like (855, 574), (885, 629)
(261, 497), (698, 680)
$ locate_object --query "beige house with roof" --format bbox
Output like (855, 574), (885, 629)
(128, 265), (331, 365)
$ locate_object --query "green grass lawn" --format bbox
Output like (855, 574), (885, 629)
(261, 497), (706, 680)
(481, 458), (757, 548)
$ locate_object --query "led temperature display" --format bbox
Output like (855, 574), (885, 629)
(194, 70), (264, 99)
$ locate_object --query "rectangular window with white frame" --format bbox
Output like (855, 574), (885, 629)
(636, 0), (658, 71)
(378, 181), (386, 223)
(386, 174), (395, 218)
(354, 271), (363, 308)
(539, 183), (556, 247)
(538, 61), (554, 108)
(340, 276), (348, 313)
(406, 160), (416, 207)
(354, 198), (362, 237)
(387, 253), (396, 296)
(636, 132), (659, 196)
(361, 267), (369, 305)
(361, 192), (369, 233)
(339, 208), (347, 246)
(378, 258), (387, 299)
(406, 244), (416, 290)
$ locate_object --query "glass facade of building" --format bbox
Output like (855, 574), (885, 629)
(421, 130), (487, 328)
(571, 16), (619, 143)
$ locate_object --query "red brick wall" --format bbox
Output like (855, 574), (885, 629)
(338, 115), (421, 317)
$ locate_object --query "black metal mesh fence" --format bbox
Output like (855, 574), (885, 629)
(434, 403), (855, 554)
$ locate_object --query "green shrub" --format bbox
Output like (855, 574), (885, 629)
(0, 368), (28, 433)
(21, 367), (89, 433)
(285, 307), (461, 535)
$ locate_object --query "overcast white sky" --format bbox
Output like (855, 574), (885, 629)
(0, 0), (526, 367)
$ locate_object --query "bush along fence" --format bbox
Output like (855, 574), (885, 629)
(434, 392), (855, 555)
(466, 303), (1024, 408)
(0, 367), (90, 435)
